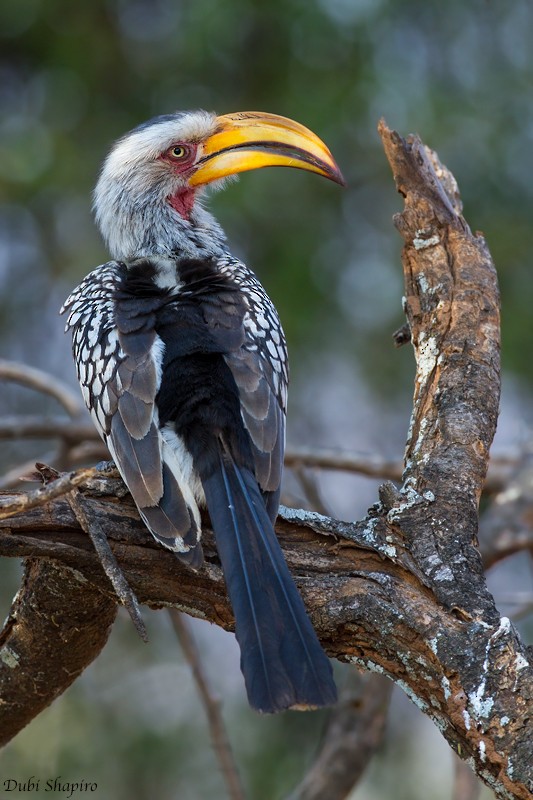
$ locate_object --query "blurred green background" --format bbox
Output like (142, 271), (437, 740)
(1, 1), (532, 798)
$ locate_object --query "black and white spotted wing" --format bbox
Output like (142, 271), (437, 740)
(216, 256), (288, 521)
(61, 261), (203, 566)
(62, 253), (288, 559)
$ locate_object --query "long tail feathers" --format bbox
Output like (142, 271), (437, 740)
(202, 451), (337, 713)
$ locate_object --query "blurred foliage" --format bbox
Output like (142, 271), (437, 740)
(0, 1), (531, 798)
(2, 0), (533, 388)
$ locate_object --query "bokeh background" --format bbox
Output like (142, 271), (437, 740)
(1, 1), (532, 798)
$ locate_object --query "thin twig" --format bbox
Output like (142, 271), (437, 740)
(0, 466), (97, 520)
(288, 671), (393, 800)
(0, 416), (97, 442)
(510, 601), (533, 622)
(292, 466), (331, 516)
(452, 755), (482, 800)
(67, 488), (148, 643)
(0, 451), (60, 490)
(66, 441), (109, 465)
(286, 445), (514, 495)
(285, 446), (403, 480)
(168, 609), (246, 800)
(0, 360), (84, 418)
(479, 453), (533, 568)
(0, 417), (515, 494)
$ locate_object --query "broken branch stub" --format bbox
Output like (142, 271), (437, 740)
(379, 121), (501, 619)
(377, 121), (531, 799)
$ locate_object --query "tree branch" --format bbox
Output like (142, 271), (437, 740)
(67, 486), (148, 642)
(0, 413), (516, 494)
(0, 558), (117, 746)
(0, 123), (531, 799)
(168, 610), (246, 800)
(0, 360), (84, 418)
(288, 671), (393, 800)
(0, 466), (100, 520)
(479, 451), (533, 568)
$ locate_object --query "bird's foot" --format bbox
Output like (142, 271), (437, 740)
(95, 459), (119, 475)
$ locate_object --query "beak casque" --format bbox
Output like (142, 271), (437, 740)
(188, 111), (345, 188)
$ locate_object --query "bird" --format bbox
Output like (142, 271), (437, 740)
(61, 109), (344, 713)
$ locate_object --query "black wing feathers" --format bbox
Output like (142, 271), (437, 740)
(152, 259), (337, 711)
(106, 264), (202, 561)
(139, 462), (202, 569)
(164, 258), (286, 497)
(109, 414), (163, 506)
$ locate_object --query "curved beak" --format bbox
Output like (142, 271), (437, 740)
(188, 111), (345, 188)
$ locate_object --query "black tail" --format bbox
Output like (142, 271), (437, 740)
(202, 450), (337, 713)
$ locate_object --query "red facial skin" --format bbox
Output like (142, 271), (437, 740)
(167, 187), (197, 219)
(161, 143), (199, 221)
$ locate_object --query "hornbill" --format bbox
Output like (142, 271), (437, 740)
(62, 110), (344, 713)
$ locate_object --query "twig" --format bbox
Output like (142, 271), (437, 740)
(392, 322), (411, 347)
(67, 488), (148, 643)
(0, 416), (97, 442)
(0, 451), (60, 490)
(285, 446), (403, 481)
(292, 466), (331, 516)
(452, 755), (482, 800)
(168, 609), (246, 800)
(479, 453), (533, 568)
(66, 441), (109, 465)
(286, 446), (511, 494)
(288, 671), (393, 800)
(509, 599), (533, 623)
(0, 414), (517, 494)
(0, 466), (97, 520)
(0, 360), (84, 418)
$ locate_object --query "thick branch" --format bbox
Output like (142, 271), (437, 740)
(379, 120), (501, 616)
(0, 124), (531, 799)
(0, 558), (117, 746)
(0, 490), (531, 797)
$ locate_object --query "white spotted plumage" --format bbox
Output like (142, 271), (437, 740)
(61, 248), (288, 557)
(62, 263), (123, 439)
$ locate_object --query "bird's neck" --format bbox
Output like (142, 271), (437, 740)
(95, 181), (227, 263)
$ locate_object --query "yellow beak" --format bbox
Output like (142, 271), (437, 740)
(188, 111), (345, 187)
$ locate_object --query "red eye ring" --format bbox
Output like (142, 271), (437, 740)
(162, 143), (197, 171)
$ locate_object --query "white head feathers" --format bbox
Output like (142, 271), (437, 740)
(93, 111), (226, 262)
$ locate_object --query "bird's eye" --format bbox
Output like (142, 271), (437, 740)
(170, 145), (187, 159)
(163, 143), (196, 168)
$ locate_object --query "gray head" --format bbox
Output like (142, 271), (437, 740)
(93, 109), (345, 262)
